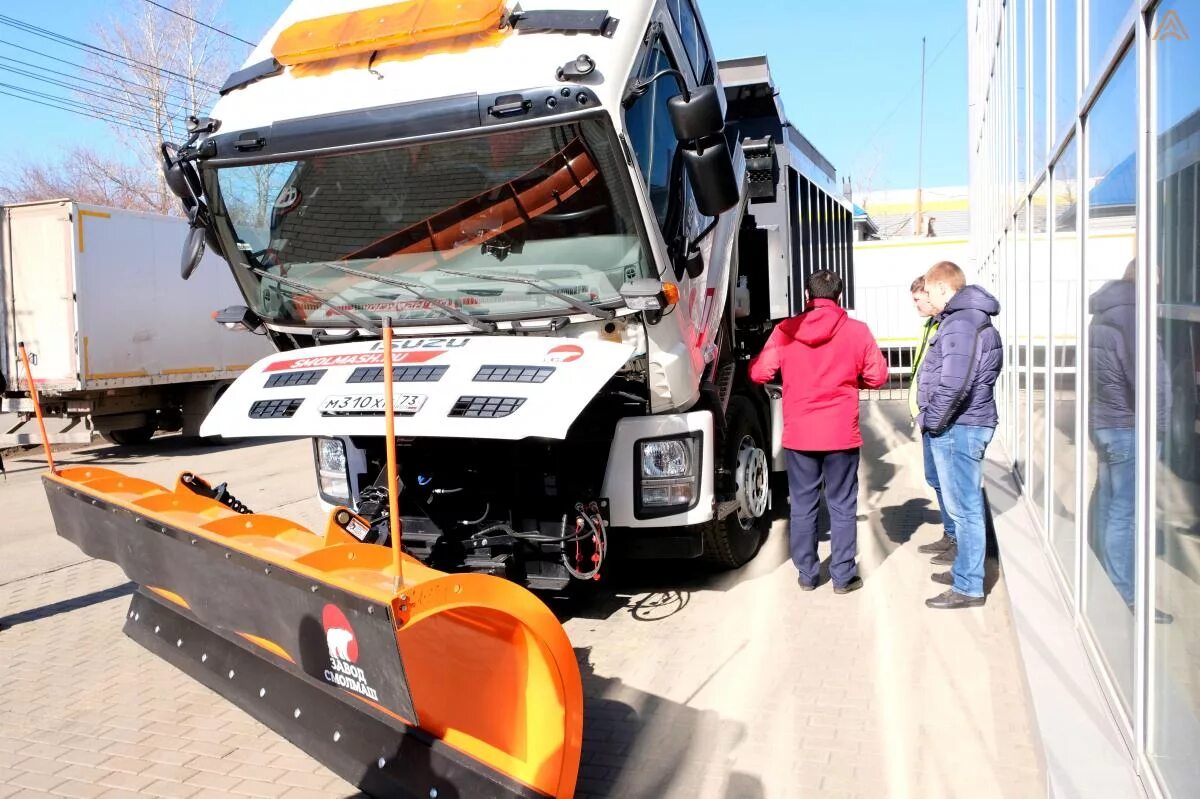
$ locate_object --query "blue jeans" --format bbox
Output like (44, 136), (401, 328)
(786, 449), (860, 587)
(922, 432), (956, 541)
(928, 424), (995, 597)
(1090, 427), (1136, 606)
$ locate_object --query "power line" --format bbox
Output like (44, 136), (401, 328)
(853, 23), (965, 164)
(0, 38), (202, 107)
(0, 61), (195, 119)
(0, 79), (163, 130)
(141, 0), (256, 47)
(0, 14), (222, 92)
(0, 86), (160, 136)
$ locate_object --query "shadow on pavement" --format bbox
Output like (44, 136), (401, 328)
(0, 581), (135, 628)
(572, 646), (765, 799)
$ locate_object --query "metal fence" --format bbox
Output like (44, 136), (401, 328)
(853, 283), (921, 402)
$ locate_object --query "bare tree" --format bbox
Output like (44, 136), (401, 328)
(81, 0), (238, 213)
(0, 146), (161, 210)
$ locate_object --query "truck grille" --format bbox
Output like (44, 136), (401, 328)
(448, 396), (526, 418)
(264, 369), (325, 388)
(347, 366), (448, 383)
(248, 398), (304, 419)
(473, 365), (555, 383)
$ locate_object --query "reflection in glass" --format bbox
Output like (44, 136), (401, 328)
(1016, 204), (1030, 481)
(1051, 137), (1079, 588)
(1016, 0), (1027, 188)
(1087, 0), (1130, 85)
(1083, 50), (1136, 712)
(1030, 182), (1050, 526)
(1151, 6), (1200, 792)
(1054, 0), (1077, 146)
(1033, 0), (1048, 171)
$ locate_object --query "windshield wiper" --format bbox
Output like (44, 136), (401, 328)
(242, 263), (381, 334)
(320, 262), (497, 333)
(435, 268), (615, 321)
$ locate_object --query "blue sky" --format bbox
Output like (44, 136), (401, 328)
(0, 0), (968, 192)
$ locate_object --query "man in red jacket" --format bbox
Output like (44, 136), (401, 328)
(750, 270), (889, 593)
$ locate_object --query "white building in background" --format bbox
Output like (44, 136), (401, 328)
(969, 1), (1199, 797)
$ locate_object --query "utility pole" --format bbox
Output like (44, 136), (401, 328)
(914, 36), (926, 237)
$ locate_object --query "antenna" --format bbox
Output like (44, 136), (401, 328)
(914, 36), (927, 237)
(382, 320), (404, 592)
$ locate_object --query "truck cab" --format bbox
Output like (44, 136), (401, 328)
(165, 0), (855, 589)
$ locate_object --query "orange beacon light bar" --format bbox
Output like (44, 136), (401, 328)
(272, 0), (508, 66)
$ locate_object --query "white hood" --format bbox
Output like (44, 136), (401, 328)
(200, 335), (635, 440)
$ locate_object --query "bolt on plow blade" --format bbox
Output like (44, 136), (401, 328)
(43, 467), (582, 799)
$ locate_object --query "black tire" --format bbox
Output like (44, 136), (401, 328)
(700, 396), (770, 568)
(100, 425), (156, 446)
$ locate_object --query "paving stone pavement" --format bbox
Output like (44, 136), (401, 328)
(0, 401), (1045, 798)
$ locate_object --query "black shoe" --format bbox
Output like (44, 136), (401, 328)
(917, 535), (954, 554)
(930, 544), (958, 566)
(833, 576), (863, 595)
(931, 571), (953, 586)
(925, 589), (985, 609)
(797, 576), (817, 592)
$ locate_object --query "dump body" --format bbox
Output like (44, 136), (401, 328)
(0, 200), (272, 444)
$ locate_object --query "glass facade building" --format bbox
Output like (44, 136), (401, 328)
(968, 1), (1199, 795)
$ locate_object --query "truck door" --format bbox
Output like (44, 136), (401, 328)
(2, 203), (80, 391)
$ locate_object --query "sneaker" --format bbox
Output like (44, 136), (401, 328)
(917, 535), (954, 554)
(925, 589), (985, 609)
(833, 576), (863, 595)
(930, 544), (958, 566)
(930, 571), (953, 586)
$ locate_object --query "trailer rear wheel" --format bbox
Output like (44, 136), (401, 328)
(701, 397), (769, 568)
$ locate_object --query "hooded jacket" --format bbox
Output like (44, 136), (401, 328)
(749, 298), (888, 451)
(917, 285), (1004, 434)
(1088, 279), (1171, 431)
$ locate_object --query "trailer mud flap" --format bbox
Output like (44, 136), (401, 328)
(43, 466), (582, 799)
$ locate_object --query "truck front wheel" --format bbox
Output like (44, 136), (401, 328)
(701, 397), (770, 568)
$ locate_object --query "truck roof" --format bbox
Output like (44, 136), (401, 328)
(210, 0), (653, 136)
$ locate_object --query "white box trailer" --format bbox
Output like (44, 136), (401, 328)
(0, 199), (272, 445)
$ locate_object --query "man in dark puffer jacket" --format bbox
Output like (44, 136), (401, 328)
(917, 261), (1004, 609)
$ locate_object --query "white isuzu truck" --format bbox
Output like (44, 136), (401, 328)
(163, 0), (855, 589)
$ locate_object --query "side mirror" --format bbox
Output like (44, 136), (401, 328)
(667, 84), (724, 140)
(181, 225), (206, 280)
(667, 85), (739, 217)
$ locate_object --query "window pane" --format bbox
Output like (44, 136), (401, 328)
(1031, 181), (1051, 526)
(1017, 0), (1028, 188)
(625, 42), (681, 231)
(1052, 136), (1080, 589)
(1151, 6), (1200, 792)
(1054, 0), (1078, 146)
(1033, 0), (1049, 172)
(1017, 202), (1031, 481)
(1083, 50), (1137, 711)
(1087, 0), (1130, 85)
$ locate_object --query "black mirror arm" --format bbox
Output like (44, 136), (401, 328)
(623, 68), (691, 106)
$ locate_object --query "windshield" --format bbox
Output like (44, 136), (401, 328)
(209, 119), (649, 327)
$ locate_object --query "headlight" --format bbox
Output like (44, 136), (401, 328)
(641, 438), (696, 478)
(636, 434), (702, 516)
(314, 436), (350, 504)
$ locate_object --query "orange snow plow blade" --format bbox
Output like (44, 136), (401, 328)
(43, 466), (582, 799)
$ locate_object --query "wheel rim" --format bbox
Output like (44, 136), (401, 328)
(734, 434), (769, 529)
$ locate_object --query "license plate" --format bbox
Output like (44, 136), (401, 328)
(319, 393), (426, 416)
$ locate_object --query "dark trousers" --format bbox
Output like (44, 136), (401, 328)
(786, 448), (860, 587)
